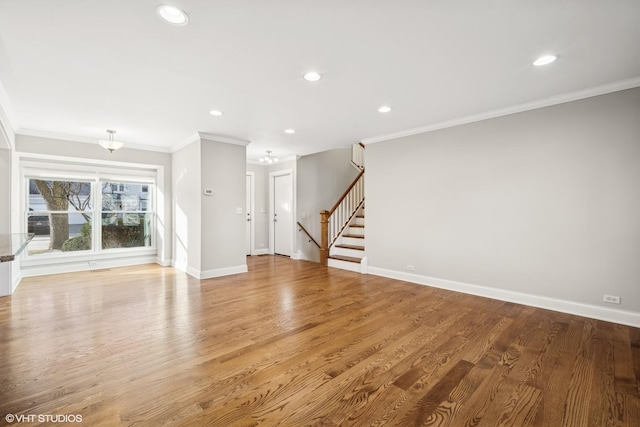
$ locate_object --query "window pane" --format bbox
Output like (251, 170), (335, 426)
(102, 213), (152, 249)
(101, 182), (150, 211)
(28, 213), (92, 255)
(28, 179), (91, 212)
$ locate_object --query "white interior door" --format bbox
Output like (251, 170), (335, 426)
(273, 174), (292, 256)
(246, 173), (253, 256)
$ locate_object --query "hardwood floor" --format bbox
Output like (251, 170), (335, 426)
(1, 256), (638, 426)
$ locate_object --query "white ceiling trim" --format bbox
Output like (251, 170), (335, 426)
(197, 132), (251, 147)
(17, 128), (172, 153)
(171, 133), (200, 153)
(0, 82), (16, 149)
(171, 132), (251, 153)
(0, 114), (13, 150)
(362, 76), (640, 145)
(17, 151), (164, 171)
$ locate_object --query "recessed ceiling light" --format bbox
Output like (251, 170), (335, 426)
(156, 5), (189, 26)
(209, 110), (223, 116)
(284, 129), (296, 134)
(303, 72), (322, 82)
(378, 106), (391, 113)
(533, 55), (557, 66)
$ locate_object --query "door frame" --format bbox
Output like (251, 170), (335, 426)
(268, 169), (295, 256)
(246, 171), (255, 256)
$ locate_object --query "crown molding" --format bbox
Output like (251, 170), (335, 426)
(362, 76), (640, 145)
(171, 132), (251, 153)
(0, 82), (16, 149)
(197, 132), (251, 146)
(0, 115), (13, 150)
(171, 132), (200, 153)
(16, 129), (171, 153)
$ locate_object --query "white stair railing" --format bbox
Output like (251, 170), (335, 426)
(351, 143), (365, 170)
(320, 169), (364, 265)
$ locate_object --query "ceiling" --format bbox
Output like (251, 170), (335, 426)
(0, 1), (639, 160)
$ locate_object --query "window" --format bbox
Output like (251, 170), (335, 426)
(27, 179), (92, 255)
(101, 182), (152, 249)
(25, 173), (155, 258)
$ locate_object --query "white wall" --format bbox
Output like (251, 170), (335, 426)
(200, 138), (247, 274)
(172, 140), (202, 274)
(366, 87), (640, 325)
(296, 148), (359, 261)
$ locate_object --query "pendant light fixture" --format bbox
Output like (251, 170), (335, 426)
(98, 130), (125, 153)
(259, 151), (278, 164)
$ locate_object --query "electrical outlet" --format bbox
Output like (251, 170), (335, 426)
(88, 261), (98, 266)
(603, 295), (621, 304)
(406, 265), (415, 271)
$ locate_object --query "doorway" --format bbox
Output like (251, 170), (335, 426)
(270, 171), (293, 257)
(246, 172), (255, 256)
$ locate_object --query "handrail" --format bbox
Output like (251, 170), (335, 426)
(351, 143), (365, 170)
(297, 221), (320, 248)
(320, 143), (365, 266)
(328, 169), (365, 215)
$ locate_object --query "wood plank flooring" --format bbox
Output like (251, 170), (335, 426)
(0, 255), (638, 426)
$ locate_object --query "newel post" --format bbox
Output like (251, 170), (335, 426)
(320, 210), (329, 266)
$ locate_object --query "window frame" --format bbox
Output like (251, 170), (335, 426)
(21, 161), (157, 264)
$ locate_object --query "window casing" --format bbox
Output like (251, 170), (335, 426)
(22, 163), (156, 261)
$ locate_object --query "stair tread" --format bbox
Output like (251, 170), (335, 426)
(335, 244), (365, 251)
(329, 255), (362, 263)
(356, 214), (365, 218)
(343, 234), (364, 239)
(350, 224), (365, 228)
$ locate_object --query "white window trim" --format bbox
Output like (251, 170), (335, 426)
(19, 153), (160, 270)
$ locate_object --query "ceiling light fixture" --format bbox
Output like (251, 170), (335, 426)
(156, 5), (189, 26)
(259, 151), (278, 164)
(378, 106), (391, 113)
(533, 55), (557, 66)
(98, 130), (124, 153)
(209, 110), (223, 116)
(284, 129), (295, 134)
(303, 71), (322, 82)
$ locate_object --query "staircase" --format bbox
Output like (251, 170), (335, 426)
(327, 206), (366, 273)
(321, 142), (367, 274)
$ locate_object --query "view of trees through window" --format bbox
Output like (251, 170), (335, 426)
(27, 179), (152, 256)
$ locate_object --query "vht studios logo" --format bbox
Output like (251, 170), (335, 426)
(5, 413), (83, 423)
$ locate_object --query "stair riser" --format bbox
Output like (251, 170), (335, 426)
(347, 227), (365, 236)
(332, 247), (365, 258)
(353, 217), (365, 226)
(341, 236), (365, 246)
(327, 258), (362, 273)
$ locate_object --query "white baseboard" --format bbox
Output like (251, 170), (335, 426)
(368, 267), (640, 328)
(186, 266), (200, 279)
(12, 271), (22, 292)
(290, 250), (303, 260)
(21, 256), (158, 277)
(295, 252), (319, 262)
(184, 264), (248, 279)
(252, 249), (269, 256)
(155, 257), (172, 267)
(199, 264), (248, 279)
